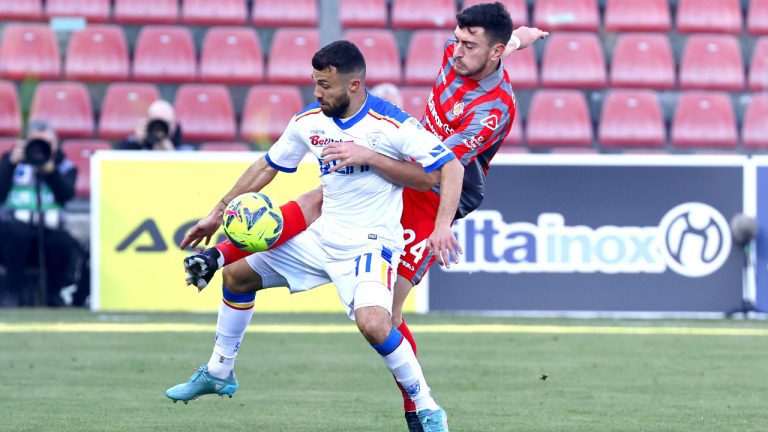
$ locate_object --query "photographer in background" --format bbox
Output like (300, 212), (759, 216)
(0, 119), (80, 307)
(117, 99), (181, 151)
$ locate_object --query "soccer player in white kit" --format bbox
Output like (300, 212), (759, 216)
(166, 41), (463, 431)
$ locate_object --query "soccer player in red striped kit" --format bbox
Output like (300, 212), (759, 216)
(181, 3), (547, 430)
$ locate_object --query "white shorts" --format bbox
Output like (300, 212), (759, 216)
(245, 225), (399, 320)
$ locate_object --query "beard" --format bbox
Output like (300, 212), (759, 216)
(319, 94), (351, 118)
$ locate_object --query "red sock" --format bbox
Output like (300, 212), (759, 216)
(396, 319), (418, 413)
(215, 200), (308, 265)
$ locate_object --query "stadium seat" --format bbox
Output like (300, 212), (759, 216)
(404, 31), (446, 86)
(174, 85), (236, 142)
(29, 82), (94, 138)
(132, 26), (196, 83)
(526, 90), (593, 147)
(99, 83), (159, 140)
(241, 85), (303, 144)
(598, 90), (665, 148)
(399, 87), (430, 119)
(252, 0), (317, 27)
(533, 0), (600, 32)
(749, 37), (768, 90)
(199, 142), (251, 152)
(267, 28), (319, 85)
(65, 25), (129, 82)
(502, 44), (538, 89)
(501, 116), (523, 148)
(344, 30), (401, 85)
(676, 0), (742, 34)
(748, 0), (768, 35)
(182, 0), (246, 25)
(46, 0), (109, 22)
(671, 91), (737, 149)
(743, 94), (768, 149)
(0, 24), (60, 80)
(200, 27), (264, 85)
(610, 33), (675, 89)
(540, 33), (606, 88)
(0, 0), (42, 20)
(391, 0), (456, 29)
(679, 34), (744, 90)
(0, 138), (17, 154)
(113, 0), (178, 24)
(604, 0), (671, 32)
(0, 81), (21, 138)
(339, 0), (387, 28)
(463, 0), (528, 26)
(62, 139), (111, 199)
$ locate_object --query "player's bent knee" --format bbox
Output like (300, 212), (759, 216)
(355, 306), (392, 344)
(222, 260), (264, 294)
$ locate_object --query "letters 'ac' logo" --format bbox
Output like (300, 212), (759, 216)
(480, 114), (499, 131)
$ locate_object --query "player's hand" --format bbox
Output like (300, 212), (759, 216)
(183, 247), (221, 292)
(513, 26), (549, 50)
(427, 225), (463, 268)
(180, 214), (221, 249)
(320, 141), (375, 172)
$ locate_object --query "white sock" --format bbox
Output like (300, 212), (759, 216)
(375, 329), (439, 412)
(206, 288), (255, 378)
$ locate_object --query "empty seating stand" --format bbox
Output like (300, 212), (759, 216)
(541, 32), (606, 88)
(252, 0), (317, 27)
(610, 33), (675, 89)
(533, 0), (600, 32)
(503, 45), (538, 89)
(391, 0), (456, 29)
(0, 0), (42, 21)
(598, 90), (665, 148)
(133, 25), (196, 83)
(679, 34), (744, 90)
(339, 0), (387, 28)
(98, 83), (159, 139)
(748, 0), (768, 35)
(749, 37), (768, 91)
(267, 28), (319, 85)
(113, 0), (178, 25)
(405, 30), (447, 86)
(241, 85), (304, 143)
(345, 29), (401, 85)
(174, 84), (236, 142)
(526, 90), (593, 147)
(463, 0), (528, 26)
(743, 94), (768, 150)
(182, 0), (247, 26)
(200, 27), (264, 85)
(0, 24), (60, 80)
(62, 139), (112, 198)
(671, 91), (737, 149)
(676, 0), (743, 34)
(604, 0), (671, 32)
(65, 25), (129, 82)
(399, 87), (430, 120)
(46, 0), (110, 22)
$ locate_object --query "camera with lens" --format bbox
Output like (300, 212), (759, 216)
(143, 119), (170, 148)
(24, 138), (53, 166)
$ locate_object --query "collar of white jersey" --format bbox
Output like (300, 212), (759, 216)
(332, 91), (372, 130)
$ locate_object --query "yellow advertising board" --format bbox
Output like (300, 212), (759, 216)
(91, 151), (418, 313)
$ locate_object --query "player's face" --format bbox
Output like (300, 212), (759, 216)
(312, 67), (351, 118)
(452, 26), (504, 80)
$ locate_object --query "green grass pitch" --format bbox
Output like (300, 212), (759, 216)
(1, 310), (767, 431)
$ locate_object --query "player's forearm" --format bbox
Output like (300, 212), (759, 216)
(369, 152), (439, 192)
(211, 157), (278, 217)
(434, 159), (463, 228)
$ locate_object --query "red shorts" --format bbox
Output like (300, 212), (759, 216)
(398, 187), (441, 285)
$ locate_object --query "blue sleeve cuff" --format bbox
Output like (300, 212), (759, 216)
(423, 152), (456, 173)
(265, 153), (298, 173)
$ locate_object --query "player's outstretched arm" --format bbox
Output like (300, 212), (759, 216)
(179, 156), (279, 249)
(503, 26), (549, 58)
(428, 158), (464, 267)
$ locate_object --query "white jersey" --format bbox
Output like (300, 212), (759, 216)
(266, 93), (455, 255)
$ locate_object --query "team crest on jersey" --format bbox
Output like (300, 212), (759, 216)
(452, 101), (464, 117)
(480, 114), (499, 131)
(366, 132), (382, 149)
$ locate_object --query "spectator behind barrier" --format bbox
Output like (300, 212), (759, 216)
(370, 82), (404, 107)
(116, 100), (182, 150)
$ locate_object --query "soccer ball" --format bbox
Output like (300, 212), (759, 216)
(222, 192), (283, 252)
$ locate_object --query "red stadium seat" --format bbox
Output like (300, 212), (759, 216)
(598, 90), (665, 148)
(65, 25), (129, 82)
(743, 94), (768, 149)
(99, 83), (159, 139)
(133, 26), (196, 83)
(748, 0), (768, 35)
(267, 28), (319, 85)
(501, 116), (523, 148)
(0, 0), (42, 20)
(0, 138), (17, 154)
(0, 24), (60, 80)
(199, 142), (251, 152)
(610, 33), (675, 89)
(252, 0), (317, 27)
(533, 0), (599, 32)
(174, 85), (236, 142)
(345, 30), (401, 85)
(404, 31), (446, 86)
(671, 91), (737, 149)
(541, 32), (606, 88)
(680, 34), (744, 90)
(526, 90), (592, 147)
(749, 37), (768, 91)
(62, 139), (111, 199)
(339, 0), (387, 28)
(399, 87), (430, 119)
(200, 27), (264, 85)
(677, 0), (742, 34)
(30, 82), (94, 138)
(503, 45), (538, 89)
(463, 0), (528, 26)
(241, 85), (303, 144)
(0, 81), (21, 138)
(46, 0), (109, 22)
(391, 0), (456, 30)
(113, 0), (178, 24)
(604, 0), (671, 32)
(183, 0), (246, 25)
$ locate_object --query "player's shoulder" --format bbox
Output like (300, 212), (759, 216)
(366, 95), (413, 128)
(293, 101), (322, 122)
